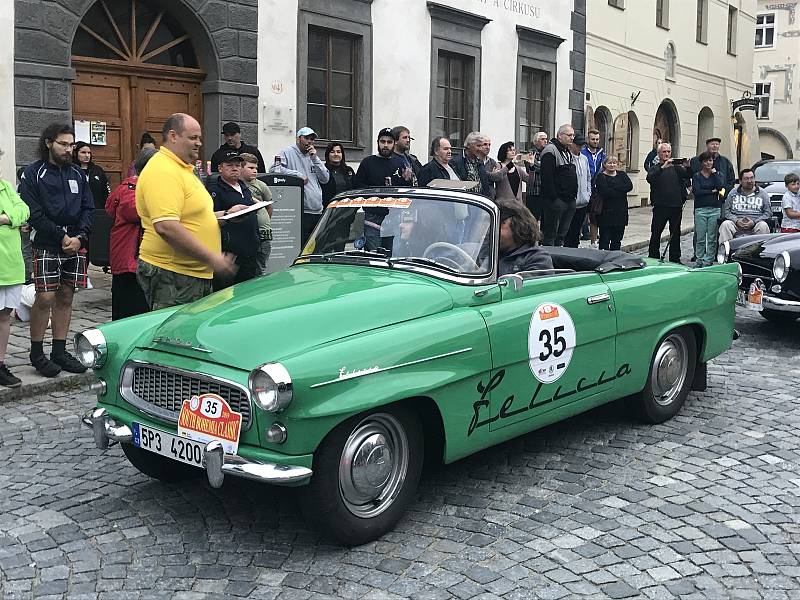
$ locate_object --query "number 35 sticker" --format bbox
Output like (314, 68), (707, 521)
(528, 303), (576, 383)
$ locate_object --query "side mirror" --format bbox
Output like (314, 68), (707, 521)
(498, 274), (523, 292)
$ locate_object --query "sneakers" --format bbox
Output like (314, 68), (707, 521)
(51, 351), (88, 374)
(30, 353), (62, 378)
(0, 363), (22, 388)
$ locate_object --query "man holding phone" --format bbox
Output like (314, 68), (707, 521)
(270, 127), (330, 243)
(646, 142), (689, 263)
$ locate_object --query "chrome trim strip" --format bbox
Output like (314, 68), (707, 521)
(310, 347), (473, 388)
(119, 360), (253, 431)
(152, 336), (213, 353)
(763, 295), (800, 313)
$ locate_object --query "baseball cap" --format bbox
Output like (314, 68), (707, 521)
(220, 149), (245, 163)
(573, 134), (586, 146)
(377, 127), (394, 140)
(297, 127), (317, 138)
(221, 122), (241, 134)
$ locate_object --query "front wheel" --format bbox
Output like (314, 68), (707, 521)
(760, 308), (798, 323)
(121, 443), (201, 482)
(300, 406), (423, 546)
(638, 327), (697, 423)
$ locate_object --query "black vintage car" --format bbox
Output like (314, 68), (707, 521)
(718, 232), (800, 322)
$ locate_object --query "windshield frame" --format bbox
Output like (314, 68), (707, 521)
(754, 161), (800, 183)
(294, 187), (499, 285)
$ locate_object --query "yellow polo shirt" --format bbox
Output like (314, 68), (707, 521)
(136, 147), (221, 279)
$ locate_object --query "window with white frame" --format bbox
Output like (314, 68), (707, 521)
(755, 14), (775, 48)
(754, 82), (771, 119)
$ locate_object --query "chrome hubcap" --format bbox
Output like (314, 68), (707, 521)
(339, 414), (409, 519)
(651, 334), (689, 406)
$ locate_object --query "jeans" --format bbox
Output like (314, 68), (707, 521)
(648, 205), (683, 263)
(565, 205), (589, 248)
(599, 225), (625, 251)
(541, 198), (576, 246)
(301, 212), (321, 246)
(694, 206), (720, 266)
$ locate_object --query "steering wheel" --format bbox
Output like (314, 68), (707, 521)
(423, 242), (479, 272)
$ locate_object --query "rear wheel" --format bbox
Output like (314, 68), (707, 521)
(760, 309), (798, 323)
(300, 405), (423, 546)
(638, 327), (697, 423)
(121, 443), (201, 482)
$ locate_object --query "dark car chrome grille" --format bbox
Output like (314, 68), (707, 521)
(121, 362), (252, 429)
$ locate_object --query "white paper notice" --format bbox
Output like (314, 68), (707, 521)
(74, 120), (91, 144)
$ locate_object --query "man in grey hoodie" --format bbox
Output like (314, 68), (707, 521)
(270, 127), (330, 242)
(718, 168), (772, 244)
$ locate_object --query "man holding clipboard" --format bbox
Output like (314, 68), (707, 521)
(208, 150), (263, 288)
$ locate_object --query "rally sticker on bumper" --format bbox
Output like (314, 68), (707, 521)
(528, 303), (576, 383)
(177, 393), (242, 454)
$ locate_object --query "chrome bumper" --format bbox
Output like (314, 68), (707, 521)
(81, 407), (312, 488)
(763, 295), (800, 313)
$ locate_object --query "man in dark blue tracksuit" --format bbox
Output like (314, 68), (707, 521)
(19, 123), (94, 377)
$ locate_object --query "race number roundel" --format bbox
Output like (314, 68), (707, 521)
(528, 303), (576, 383)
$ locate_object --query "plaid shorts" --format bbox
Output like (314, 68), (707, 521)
(32, 248), (89, 293)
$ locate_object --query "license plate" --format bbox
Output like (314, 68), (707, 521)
(737, 288), (763, 311)
(132, 422), (205, 468)
(736, 289), (747, 307)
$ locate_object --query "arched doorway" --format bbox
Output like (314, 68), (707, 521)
(71, 0), (205, 186)
(593, 106), (613, 153)
(758, 127), (793, 160)
(653, 100), (680, 156)
(696, 107), (714, 154)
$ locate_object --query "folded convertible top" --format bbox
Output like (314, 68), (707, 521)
(545, 246), (647, 274)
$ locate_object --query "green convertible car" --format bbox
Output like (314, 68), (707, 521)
(79, 188), (740, 545)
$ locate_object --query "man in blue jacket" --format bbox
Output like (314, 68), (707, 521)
(19, 123), (93, 377)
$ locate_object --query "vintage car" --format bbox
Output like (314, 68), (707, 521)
(717, 231), (800, 322)
(79, 188), (740, 545)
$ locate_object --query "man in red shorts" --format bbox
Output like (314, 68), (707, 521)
(19, 123), (94, 377)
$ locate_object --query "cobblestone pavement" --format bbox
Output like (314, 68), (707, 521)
(1, 236), (799, 600)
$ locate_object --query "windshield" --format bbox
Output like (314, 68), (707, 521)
(299, 195), (494, 277)
(754, 162), (800, 183)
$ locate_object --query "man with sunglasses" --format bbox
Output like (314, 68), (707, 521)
(18, 123), (94, 377)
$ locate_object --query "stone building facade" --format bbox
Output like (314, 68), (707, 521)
(0, 0), (585, 182)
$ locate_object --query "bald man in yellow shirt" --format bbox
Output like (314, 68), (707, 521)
(136, 113), (243, 309)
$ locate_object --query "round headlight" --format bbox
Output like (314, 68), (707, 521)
(248, 363), (292, 412)
(773, 251), (790, 283)
(716, 241), (730, 265)
(74, 329), (107, 369)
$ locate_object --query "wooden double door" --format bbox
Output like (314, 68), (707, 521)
(72, 68), (202, 188)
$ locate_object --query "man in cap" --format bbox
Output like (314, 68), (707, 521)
(207, 150), (261, 287)
(210, 121), (266, 173)
(270, 127), (330, 243)
(353, 128), (407, 250)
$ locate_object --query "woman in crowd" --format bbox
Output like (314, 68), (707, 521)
(0, 158), (31, 387)
(494, 141), (529, 203)
(691, 151), (725, 267)
(105, 148), (156, 320)
(72, 142), (110, 209)
(321, 142), (355, 206)
(594, 156), (633, 251)
(126, 133), (157, 177)
(321, 142), (356, 251)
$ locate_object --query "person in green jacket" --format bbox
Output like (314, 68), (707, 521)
(0, 175), (31, 387)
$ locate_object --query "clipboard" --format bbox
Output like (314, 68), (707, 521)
(217, 200), (273, 221)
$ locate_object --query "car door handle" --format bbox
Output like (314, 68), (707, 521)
(587, 293), (611, 305)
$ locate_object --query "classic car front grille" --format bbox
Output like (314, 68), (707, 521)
(121, 362), (252, 429)
(770, 194), (783, 209)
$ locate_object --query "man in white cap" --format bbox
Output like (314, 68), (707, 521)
(270, 127), (330, 242)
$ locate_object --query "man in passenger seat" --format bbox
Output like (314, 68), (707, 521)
(496, 200), (553, 276)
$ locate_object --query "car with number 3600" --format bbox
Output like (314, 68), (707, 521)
(78, 188), (740, 545)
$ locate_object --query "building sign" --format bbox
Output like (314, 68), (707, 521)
(731, 91), (759, 115)
(473, 0), (542, 19)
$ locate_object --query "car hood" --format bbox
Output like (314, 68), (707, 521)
(733, 232), (800, 260)
(141, 264), (454, 369)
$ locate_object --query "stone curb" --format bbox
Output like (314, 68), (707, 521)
(0, 372), (95, 402)
(622, 225), (694, 253)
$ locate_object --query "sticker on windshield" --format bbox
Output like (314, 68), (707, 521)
(528, 303), (576, 383)
(329, 197), (413, 209)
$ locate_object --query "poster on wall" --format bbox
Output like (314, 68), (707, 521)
(74, 120), (91, 144)
(90, 121), (107, 146)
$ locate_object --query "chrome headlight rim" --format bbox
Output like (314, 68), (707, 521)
(773, 251), (790, 283)
(73, 329), (107, 369)
(248, 362), (293, 412)
(716, 240), (731, 264)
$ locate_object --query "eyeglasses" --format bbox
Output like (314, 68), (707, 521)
(53, 141), (77, 149)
